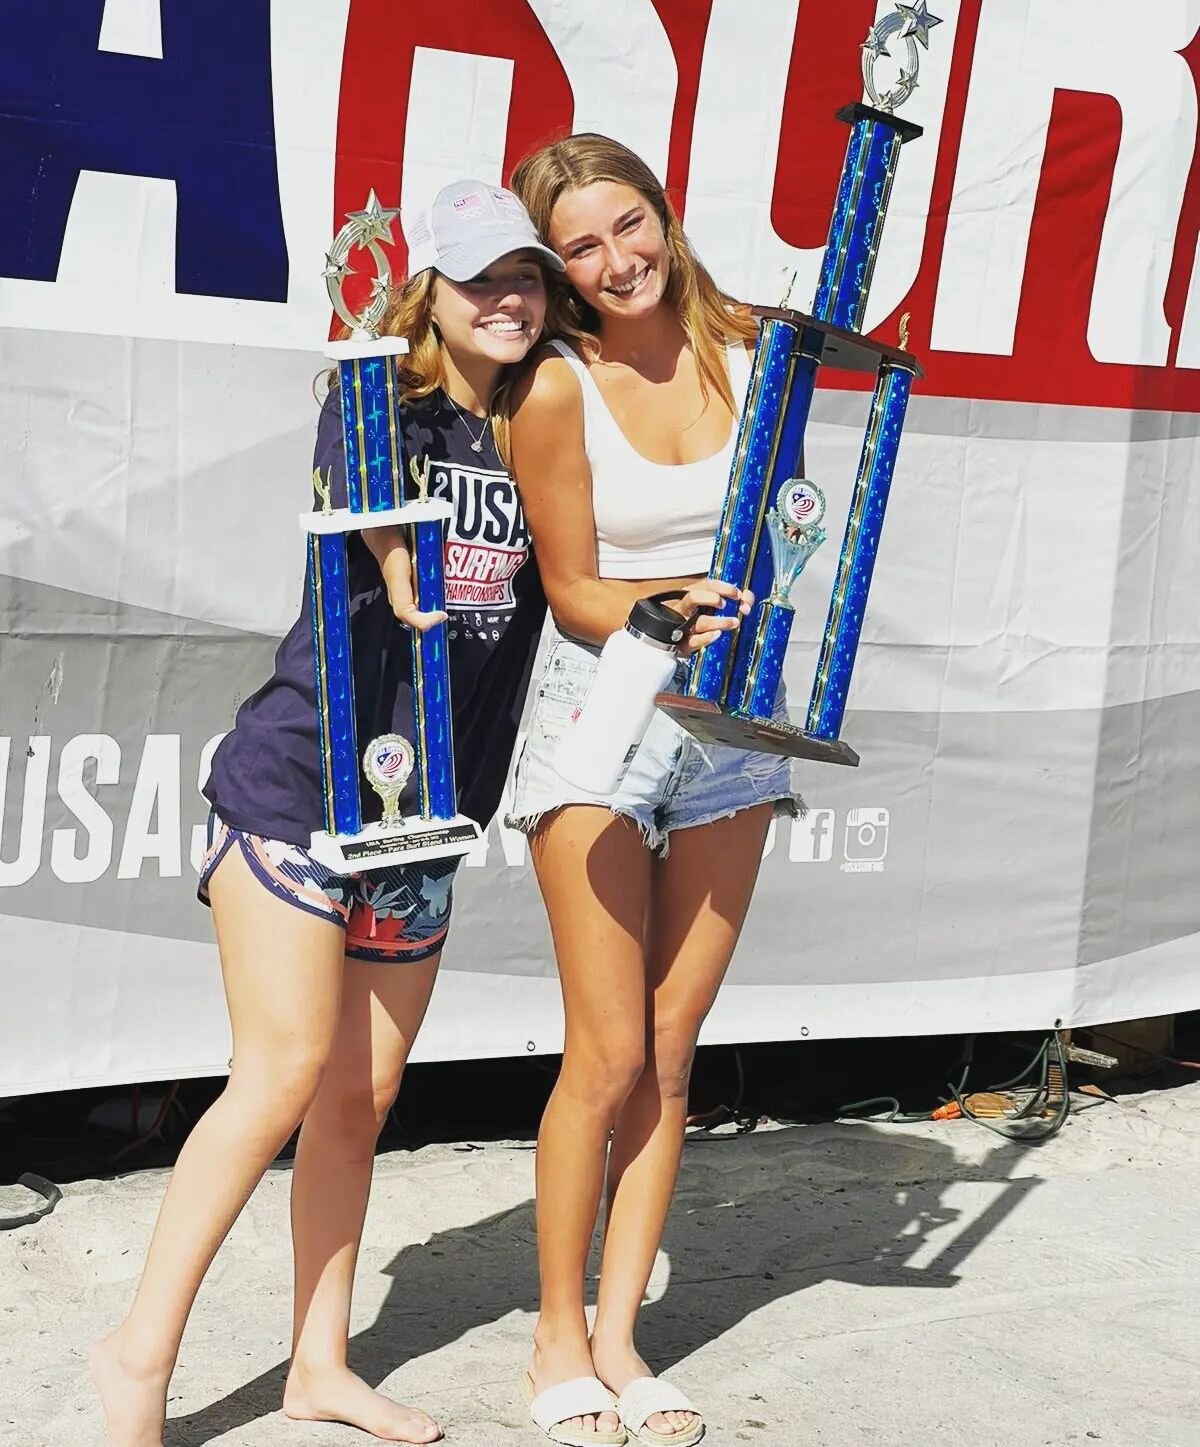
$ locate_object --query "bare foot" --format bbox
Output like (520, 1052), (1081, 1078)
(283, 1361), (442, 1443)
(89, 1332), (170, 1447)
(528, 1331), (621, 1438)
(590, 1338), (699, 1440)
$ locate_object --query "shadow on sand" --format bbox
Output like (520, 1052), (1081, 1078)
(168, 1122), (1037, 1443)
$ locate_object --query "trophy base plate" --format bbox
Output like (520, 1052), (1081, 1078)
(309, 814), (483, 873)
(655, 694), (860, 767)
(301, 499), (453, 535)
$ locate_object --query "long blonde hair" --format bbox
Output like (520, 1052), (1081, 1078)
(509, 132), (757, 413)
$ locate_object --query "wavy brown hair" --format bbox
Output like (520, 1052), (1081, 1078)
(509, 132), (756, 413)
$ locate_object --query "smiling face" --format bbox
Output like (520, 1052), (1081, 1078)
(429, 249), (547, 366)
(547, 180), (669, 321)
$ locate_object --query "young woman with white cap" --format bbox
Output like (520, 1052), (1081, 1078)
(91, 181), (562, 1447)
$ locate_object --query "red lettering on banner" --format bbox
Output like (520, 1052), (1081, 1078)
(330, 0), (1200, 412)
(1164, 32), (1200, 383)
(795, 0), (1200, 412)
(334, 0), (573, 307)
(647, 0), (713, 211)
(772, 0), (879, 255)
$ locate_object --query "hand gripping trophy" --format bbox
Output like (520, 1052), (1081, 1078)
(300, 194), (482, 869)
(657, 1), (942, 767)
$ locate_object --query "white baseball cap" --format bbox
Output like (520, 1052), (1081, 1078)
(404, 180), (565, 282)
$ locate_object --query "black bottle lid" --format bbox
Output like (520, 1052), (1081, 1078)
(626, 593), (688, 649)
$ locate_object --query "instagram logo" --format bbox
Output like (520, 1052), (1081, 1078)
(842, 808), (889, 872)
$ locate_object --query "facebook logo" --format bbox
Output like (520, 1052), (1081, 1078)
(789, 808), (835, 862)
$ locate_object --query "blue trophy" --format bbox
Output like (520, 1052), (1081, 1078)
(657, 1), (941, 767)
(301, 192), (482, 870)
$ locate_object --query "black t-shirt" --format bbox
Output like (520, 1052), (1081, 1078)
(204, 388), (545, 846)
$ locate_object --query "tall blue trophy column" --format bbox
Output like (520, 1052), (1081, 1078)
(800, 95), (921, 747)
(806, 360), (913, 742)
(657, 1), (940, 767)
(302, 192), (482, 871)
(686, 317), (823, 708)
(308, 525), (362, 840)
(406, 462), (456, 822)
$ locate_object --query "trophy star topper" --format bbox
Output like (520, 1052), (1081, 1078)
(321, 251), (355, 283)
(896, 0), (942, 47)
(325, 189), (401, 338)
(861, 1), (942, 112)
(345, 190), (401, 248)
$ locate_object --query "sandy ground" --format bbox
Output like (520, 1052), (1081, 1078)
(2, 1082), (1199, 1447)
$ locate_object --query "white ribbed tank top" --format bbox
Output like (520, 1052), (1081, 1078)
(548, 338), (751, 579)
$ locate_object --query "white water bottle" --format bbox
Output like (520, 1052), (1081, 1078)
(553, 594), (693, 794)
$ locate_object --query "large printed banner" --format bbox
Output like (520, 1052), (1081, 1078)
(2, 1), (1199, 1095)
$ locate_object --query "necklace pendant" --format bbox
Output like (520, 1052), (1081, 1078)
(470, 438), (483, 453)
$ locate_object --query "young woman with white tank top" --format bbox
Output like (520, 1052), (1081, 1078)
(503, 135), (799, 1447)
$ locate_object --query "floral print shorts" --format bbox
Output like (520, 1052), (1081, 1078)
(197, 813), (458, 964)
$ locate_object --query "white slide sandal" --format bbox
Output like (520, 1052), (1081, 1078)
(521, 1371), (627, 1446)
(616, 1377), (705, 1446)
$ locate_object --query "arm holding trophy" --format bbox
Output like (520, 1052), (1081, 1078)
(369, 527), (449, 634)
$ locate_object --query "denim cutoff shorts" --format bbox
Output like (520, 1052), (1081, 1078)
(504, 630), (801, 854)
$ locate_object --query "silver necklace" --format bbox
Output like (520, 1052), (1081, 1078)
(446, 392), (492, 454)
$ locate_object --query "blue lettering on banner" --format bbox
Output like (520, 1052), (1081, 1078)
(0, 1), (288, 300)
